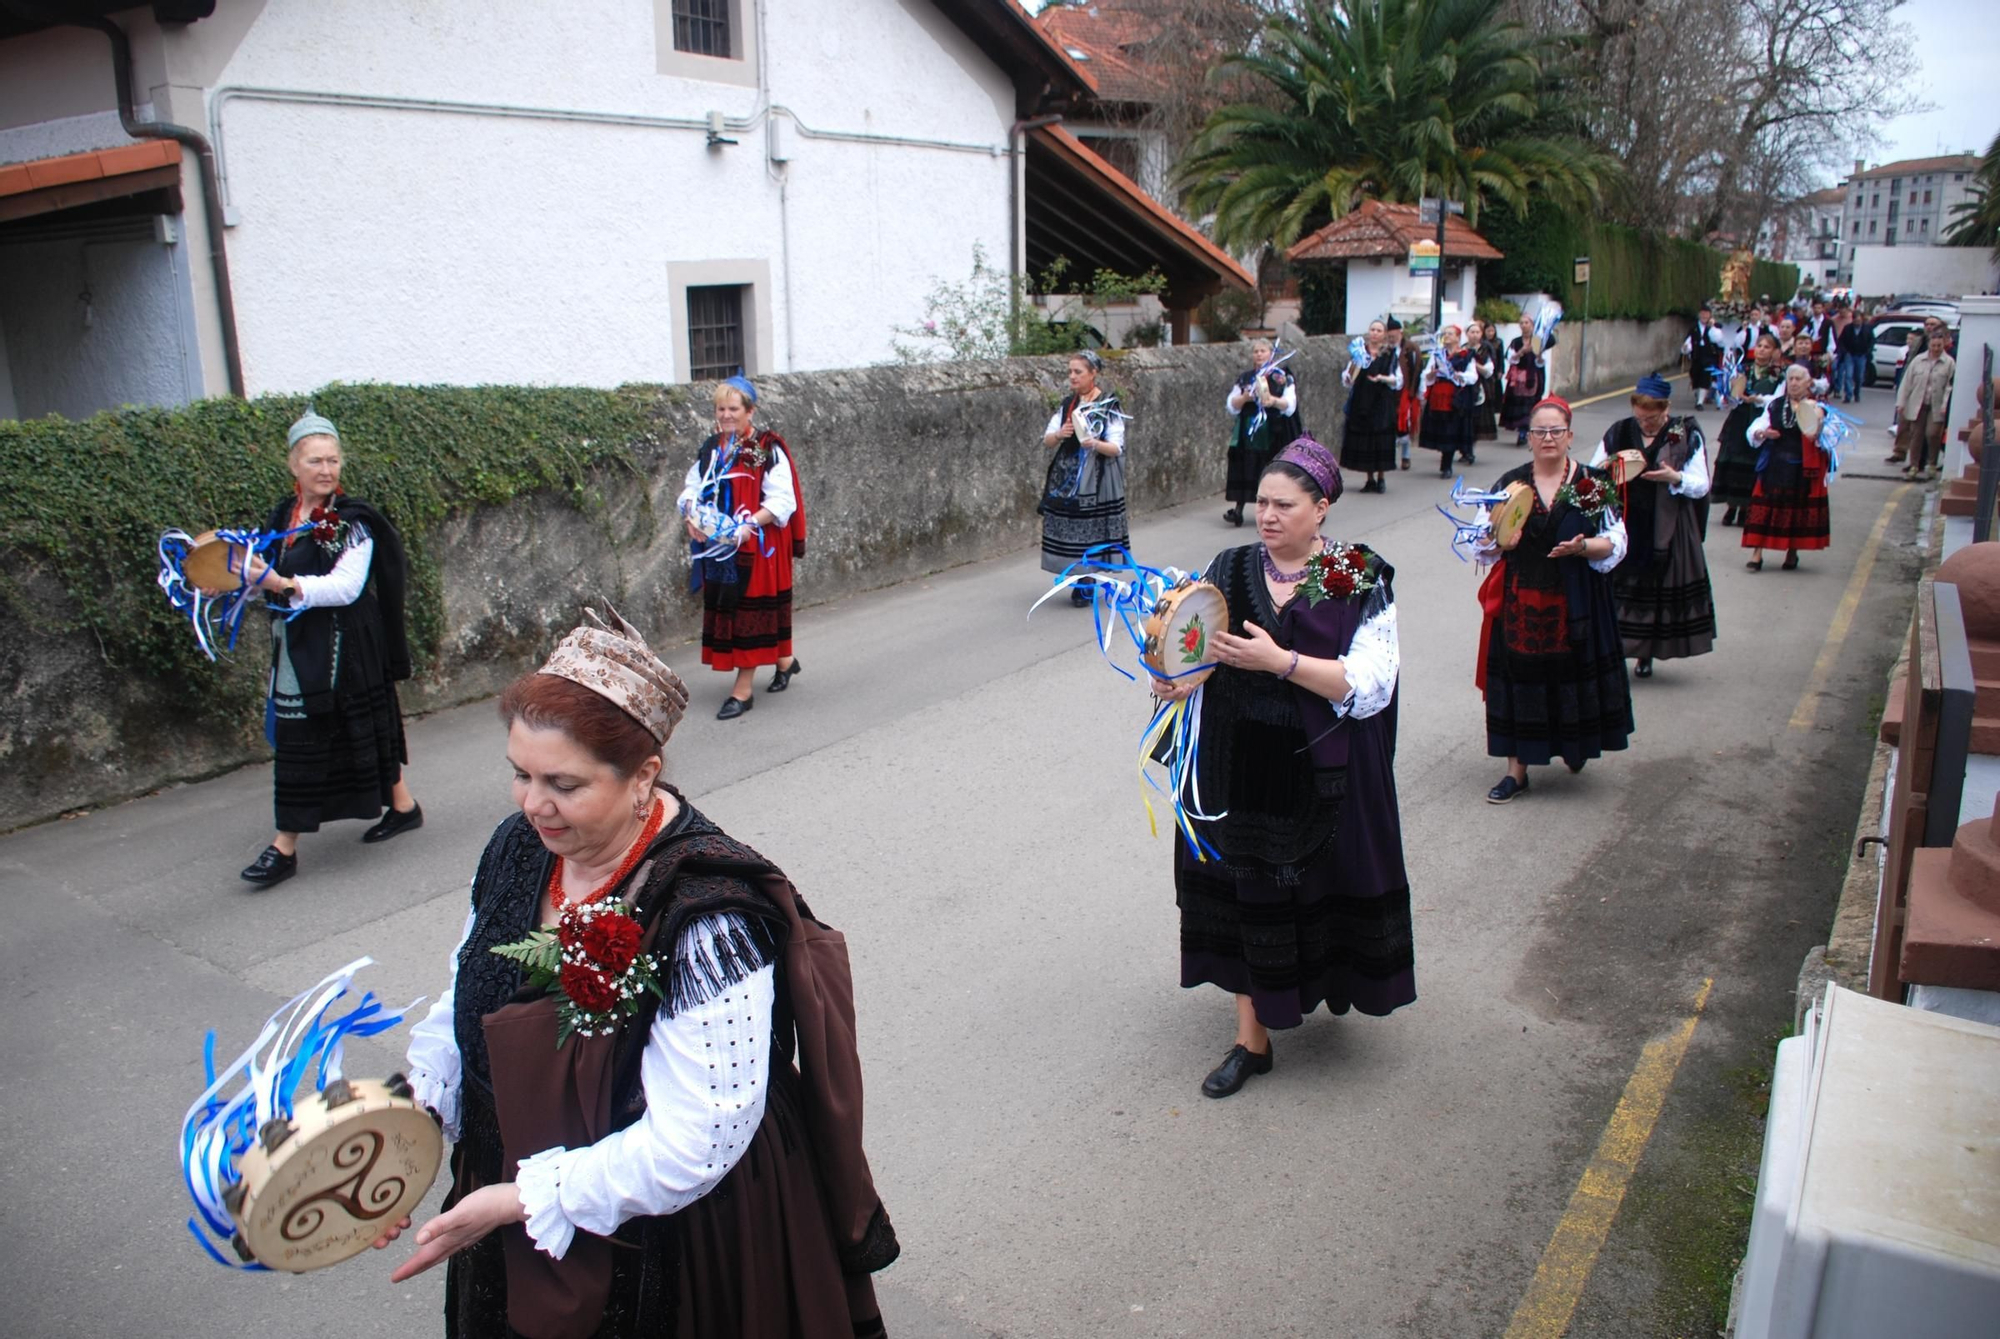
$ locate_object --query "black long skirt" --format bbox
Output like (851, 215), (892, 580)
(1485, 573), (1634, 768)
(444, 1069), (878, 1339)
(1614, 517), (1716, 660)
(1420, 406), (1474, 458)
(1341, 422), (1399, 474)
(270, 616), (406, 833)
(1713, 404), (1762, 506)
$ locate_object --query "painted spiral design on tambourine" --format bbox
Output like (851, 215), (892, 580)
(281, 1130), (404, 1241)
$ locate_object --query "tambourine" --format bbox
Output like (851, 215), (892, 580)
(1729, 372), (1748, 400)
(1141, 579), (1228, 687)
(1605, 449), (1649, 488)
(1491, 482), (1535, 551)
(1795, 400), (1824, 437)
(224, 1073), (442, 1272)
(181, 530), (260, 595)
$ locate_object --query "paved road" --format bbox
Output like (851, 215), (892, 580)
(0, 383), (1924, 1337)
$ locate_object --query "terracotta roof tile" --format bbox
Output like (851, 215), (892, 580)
(1286, 199), (1503, 263)
(1850, 154), (1980, 181)
(0, 139), (180, 196)
(1031, 1), (1170, 106)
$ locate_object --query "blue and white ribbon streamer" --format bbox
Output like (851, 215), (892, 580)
(1348, 335), (1370, 367)
(1716, 347), (1744, 407)
(157, 524), (311, 661)
(682, 436), (770, 561)
(1818, 403), (1857, 479)
(180, 957), (423, 1270)
(1433, 477), (1514, 563)
(1244, 341), (1297, 438)
(1533, 300), (1564, 349)
(1030, 543), (1228, 858)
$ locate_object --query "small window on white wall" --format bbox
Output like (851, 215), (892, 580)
(655, 0), (755, 87)
(667, 259), (774, 382)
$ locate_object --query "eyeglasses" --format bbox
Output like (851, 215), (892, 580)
(1525, 426), (1570, 440)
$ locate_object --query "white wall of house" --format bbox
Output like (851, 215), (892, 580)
(0, 224), (203, 420)
(1344, 257), (1480, 332)
(1850, 245), (2000, 300)
(0, 0), (1021, 404)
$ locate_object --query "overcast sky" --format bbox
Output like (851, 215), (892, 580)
(1871, 0), (1997, 166)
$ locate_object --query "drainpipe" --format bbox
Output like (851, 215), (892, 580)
(1008, 112), (1064, 334)
(84, 16), (245, 397)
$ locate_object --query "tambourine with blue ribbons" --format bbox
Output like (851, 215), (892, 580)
(157, 523), (313, 661)
(181, 958), (436, 1272)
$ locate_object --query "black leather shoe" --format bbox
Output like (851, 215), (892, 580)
(241, 845), (297, 887)
(768, 659), (801, 693)
(717, 695), (753, 721)
(361, 803), (423, 844)
(1223, 506), (1244, 526)
(1201, 1042), (1274, 1098)
(1634, 658), (1653, 679)
(1486, 775), (1529, 804)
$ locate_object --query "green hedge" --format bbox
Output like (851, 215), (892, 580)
(1477, 200), (1800, 319)
(0, 383), (667, 724)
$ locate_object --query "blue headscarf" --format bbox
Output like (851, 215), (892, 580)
(721, 373), (758, 405)
(1635, 373), (1673, 400)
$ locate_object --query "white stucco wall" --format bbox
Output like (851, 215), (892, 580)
(1850, 245), (2000, 300)
(0, 228), (199, 419)
(1344, 257), (1479, 332)
(196, 0), (1016, 390)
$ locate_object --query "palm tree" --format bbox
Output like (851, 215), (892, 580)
(1177, 0), (1619, 252)
(1942, 130), (2000, 262)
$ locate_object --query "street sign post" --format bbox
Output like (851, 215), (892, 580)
(1419, 197), (1466, 334)
(1574, 255), (1593, 391)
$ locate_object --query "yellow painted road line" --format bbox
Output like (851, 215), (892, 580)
(1789, 485), (1912, 731)
(1502, 977), (1715, 1339)
(1567, 372), (1686, 410)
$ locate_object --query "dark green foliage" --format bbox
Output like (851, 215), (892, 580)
(1479, 199), (1799, 319)
(1297, 266), (1347, 336)
(1177, 0), (1618, 250)
(0, 383), (663, 725)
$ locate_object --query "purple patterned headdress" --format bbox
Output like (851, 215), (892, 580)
(1273, 435), (1343, 503)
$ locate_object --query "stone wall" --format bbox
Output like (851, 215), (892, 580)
(3, 338), (1352, 827)
(1543, 317), (1686, 399)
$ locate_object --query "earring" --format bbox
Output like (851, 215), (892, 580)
(634, 792), (649, 821)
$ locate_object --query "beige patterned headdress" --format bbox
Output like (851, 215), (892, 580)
(537, 606), (689, 744)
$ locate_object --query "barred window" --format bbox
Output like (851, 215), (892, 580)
(687, 285), (746, 381)
(672, 0), (731, 58)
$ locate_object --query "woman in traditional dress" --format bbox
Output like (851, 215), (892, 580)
(1040, 350), (1130, 601)
(1148, 436), (1413, 1099)
(1500, 330), (1546, 446)
(1467, 319), (1504, 442)
(1340, 319), (1403, 493)
(1477, 397), (1632, 803)
(678, 376), (805, 721)
(1419, 325), (1485, 474)
(1743, 363), (1833, 572)
(1222, 337), (1300, 525)
(1390, 317), (1417, 471)
(1589, 374), (1715, 678)
(237, 411), (421, 888)
(1714, 331), (1783, 526)
(385, 610), (898, 1336)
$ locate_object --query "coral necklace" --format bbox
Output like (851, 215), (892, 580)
(548, 796), (665, 912)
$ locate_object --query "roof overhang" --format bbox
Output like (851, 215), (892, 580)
(925, 0), (1092, 115)
(0, 139), (182, 224)
(1026, 125), (1252, 309)
(0, 0), (213, 42)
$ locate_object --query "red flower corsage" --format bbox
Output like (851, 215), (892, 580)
(1298, 541), (1379, 606)
(493, 899), (665, 1046)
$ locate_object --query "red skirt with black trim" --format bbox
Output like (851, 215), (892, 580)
(702, 542), (794, 670)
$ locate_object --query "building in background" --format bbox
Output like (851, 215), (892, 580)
(0, 0), (1248, 420)
(1772, 186), (1848, 290)
(1840, 154), (1982, 276)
